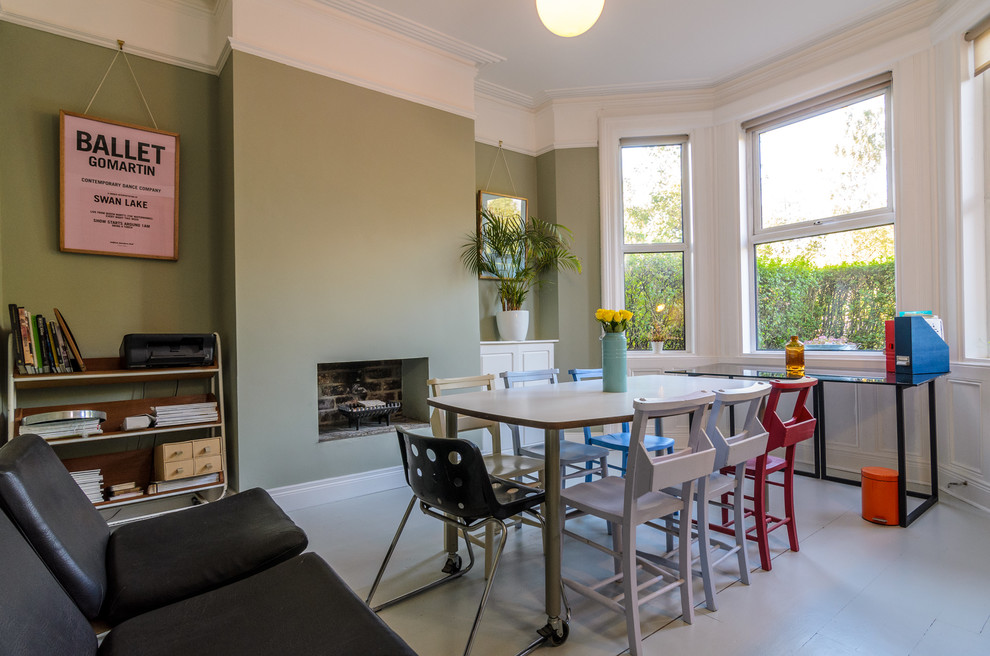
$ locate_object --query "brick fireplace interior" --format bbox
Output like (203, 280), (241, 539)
(317, 357), (430, 441)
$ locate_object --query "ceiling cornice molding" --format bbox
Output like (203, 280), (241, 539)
(229, 38), (477, 120)
(475, 80), (536, 109)
(0, 5), (219, 75)
(314, 0), (504, 66)
(150, 0), (223, 18)
(542, 77), (715, 104)
(713, 0), (937, 104)
(472, 0), (940, 116)
(930, 0), (990, 43)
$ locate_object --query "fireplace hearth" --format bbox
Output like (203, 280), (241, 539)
(317, 357), (429, 441)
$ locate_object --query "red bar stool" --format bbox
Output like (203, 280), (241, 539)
(712, 376), (818, 571)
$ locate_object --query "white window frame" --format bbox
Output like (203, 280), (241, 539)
(600, 127), (694, 353)
(959, 27), (990, 360)
(744, 73), (895, 352)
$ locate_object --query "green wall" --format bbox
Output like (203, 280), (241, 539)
(216, 58), (239, 487)
(0, 21), (593, 491)
(474, 142), (544, 341)
(0, 23), (222, 397)
(230, 53), (480, 489)
(539, 148), (601, 373)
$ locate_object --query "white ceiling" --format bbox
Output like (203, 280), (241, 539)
(342, 0), (920, 102)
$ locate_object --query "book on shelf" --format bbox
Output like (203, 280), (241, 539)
(70, 469), (104, 504)
(107, 489), (145, 501)
(152, 402), (219, 426)
(36, 314), (55, 373)
(8, 305), (85, 374)
(21, 420), (103, 439)
(106, 482), (145, 501)
(20, 409), (106, 439)
(147, 472), (220, 494)
(29, 313), (47, 373)
(7, 304), (25, 374)
(53, 308), (86, 372)
(17, 306), (36, 373)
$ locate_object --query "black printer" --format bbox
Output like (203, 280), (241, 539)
(120, 334), (216, 368)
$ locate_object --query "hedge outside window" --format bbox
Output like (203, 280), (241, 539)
(746, 74), (895, 352)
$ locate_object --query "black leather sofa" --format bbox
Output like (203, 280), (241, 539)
(0, 434), (417, 656)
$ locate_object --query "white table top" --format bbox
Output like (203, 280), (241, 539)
(426, 374), (756, 429)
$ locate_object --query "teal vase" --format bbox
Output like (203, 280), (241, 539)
(602, 332), (627, 393)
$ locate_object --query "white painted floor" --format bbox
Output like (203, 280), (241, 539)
(287, 476), (990, 656)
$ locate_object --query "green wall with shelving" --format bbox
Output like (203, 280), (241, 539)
(0, 22), (223, 359)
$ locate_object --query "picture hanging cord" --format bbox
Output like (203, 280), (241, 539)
(85, 40), (159, 129)
(484, 140), (517, 196)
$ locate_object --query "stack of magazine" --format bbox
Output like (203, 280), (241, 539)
(20, 410), (106, 440)
(70, 469), (104, 503)
(152, 402), (218, 427)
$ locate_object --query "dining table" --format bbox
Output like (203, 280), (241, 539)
(425, 373), (757, 653)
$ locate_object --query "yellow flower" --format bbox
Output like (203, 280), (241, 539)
(618, 309), (633, 321)
(595, 308), (608, 321)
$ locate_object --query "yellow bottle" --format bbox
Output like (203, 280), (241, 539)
(785, 335), (805, 378)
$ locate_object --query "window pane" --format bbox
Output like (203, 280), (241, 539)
(758, 94), (888, 228)
(624, 252), (685, 351)
(621, 144), (683, 244)
(754, 226), (895, 351)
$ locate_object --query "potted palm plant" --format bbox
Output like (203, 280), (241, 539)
(461, 208), (582, 341)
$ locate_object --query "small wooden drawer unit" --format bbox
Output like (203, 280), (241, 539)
(191, 438), (221, 458)
(154, 439), (224, 481)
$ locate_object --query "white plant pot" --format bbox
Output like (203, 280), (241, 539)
(496, 310), (530, 341)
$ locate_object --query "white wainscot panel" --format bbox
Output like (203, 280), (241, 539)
(824, 381), (932, 483)
(947, 379), (983, 474)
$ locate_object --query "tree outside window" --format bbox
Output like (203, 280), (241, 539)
(620, 139), (688, 350)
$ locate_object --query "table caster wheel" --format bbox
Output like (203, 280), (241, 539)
(441, 554), (462, 574)
(548, 621), (568, 646)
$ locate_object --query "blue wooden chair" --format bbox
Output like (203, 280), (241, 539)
(568, 368), (675, 475)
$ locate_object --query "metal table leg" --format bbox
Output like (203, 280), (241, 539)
(902, 380), (940, 527)
(443, 411), (460, 567)
(896, 385), (908, 527)
(517, 427), (568, 654)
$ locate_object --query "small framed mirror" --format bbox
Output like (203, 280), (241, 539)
(477, 190), (527, 281)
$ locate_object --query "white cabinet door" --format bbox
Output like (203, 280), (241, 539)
(480, 341), (556, 453)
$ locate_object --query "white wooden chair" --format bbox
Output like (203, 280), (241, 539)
(427, 374), (545, 578)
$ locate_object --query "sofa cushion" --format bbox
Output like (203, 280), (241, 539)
(0, 434), (110, 620)
(103, 486), (308, 624)
(0, 502), (98, 656)
(99, 553), (418, 656)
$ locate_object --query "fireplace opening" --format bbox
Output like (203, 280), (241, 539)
(317, 357), (430, 442)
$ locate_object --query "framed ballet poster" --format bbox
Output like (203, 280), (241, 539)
(60, 110), (179, 260)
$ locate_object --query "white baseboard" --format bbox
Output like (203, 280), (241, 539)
(268, 465), (407, 512)
(264, 458), (990, 519)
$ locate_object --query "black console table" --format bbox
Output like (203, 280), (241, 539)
(666, 363), (946, 527)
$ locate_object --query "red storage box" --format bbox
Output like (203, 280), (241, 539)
(861, 466), (899, 525)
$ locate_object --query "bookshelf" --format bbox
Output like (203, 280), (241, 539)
(5, 332), (227, 523)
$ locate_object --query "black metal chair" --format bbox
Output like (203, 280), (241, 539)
(366, 427), (546, 656)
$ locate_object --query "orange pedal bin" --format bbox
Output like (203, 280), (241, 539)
(861, 466), (899, 525)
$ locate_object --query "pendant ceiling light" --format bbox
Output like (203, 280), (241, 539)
(536, 0), (605, 38)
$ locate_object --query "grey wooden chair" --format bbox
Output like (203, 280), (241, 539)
(560, 391), (716, 656)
